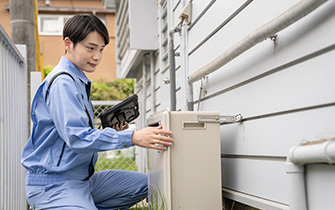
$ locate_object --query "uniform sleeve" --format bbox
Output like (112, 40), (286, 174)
(47, 76), (133, 153)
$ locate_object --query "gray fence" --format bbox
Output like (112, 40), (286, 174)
(0, 25), (28, 210)
(92, 101), (138, 172)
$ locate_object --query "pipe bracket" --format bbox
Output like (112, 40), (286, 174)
(198, 114), (243, 124)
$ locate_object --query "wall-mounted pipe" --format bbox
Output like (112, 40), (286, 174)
(180, 17), (189, 111)
(187, 0), (328, 111)
(289, 140), (335, 164)
(169, 28), (181, 111)
(286, 139), (335, 210)
(142, 54), (148, 126)
(150, 51), (156, 113)
(285, 158), (308, 210)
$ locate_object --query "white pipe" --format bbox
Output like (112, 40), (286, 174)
(285, 159), (308, 210)
(180, 0), (189, 111)
(141, 54), (148, 173)
(187, 0), (328, 84)
(142, 54), (148, 127)
(169, 28), (178, 111)
(289, 140), (335, 165)
(187, 80), (194, 111)
(180, 20), (189, 111)
(286, 140), (335, 210)
(150, 51), (156, 114)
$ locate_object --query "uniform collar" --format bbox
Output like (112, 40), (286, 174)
(59, 56), (92, 85)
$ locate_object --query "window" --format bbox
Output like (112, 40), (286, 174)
(38, 15), (73, 35)
(38, 15), (106, 35)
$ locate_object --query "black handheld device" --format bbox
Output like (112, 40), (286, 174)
(99, 94), (140, 128)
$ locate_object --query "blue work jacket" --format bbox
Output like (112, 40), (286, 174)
(22, 56), (133, 185)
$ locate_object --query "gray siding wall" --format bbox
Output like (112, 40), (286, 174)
(186, 0), (335, 208)
(117, 0), (335, 209)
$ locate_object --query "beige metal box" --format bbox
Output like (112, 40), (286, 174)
(147, 111), (222, 210)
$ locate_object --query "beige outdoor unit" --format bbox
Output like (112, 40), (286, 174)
(147, 111), (222, 210)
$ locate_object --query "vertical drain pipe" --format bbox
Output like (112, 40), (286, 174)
(150, 51), (156, 113)
(187, 80), (194, 111)
(142, 54), (148, 126)
(169, 28), (180, 111)
(180, 0), (190, 111)
(141, 54), (149, 173)
(286, 139), (335, 210)
(285, 159), (308, 210)
(180, 23), (188, 111)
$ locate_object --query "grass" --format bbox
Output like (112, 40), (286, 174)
(231, 201), (235, 210)
(129, 186), (166, 210)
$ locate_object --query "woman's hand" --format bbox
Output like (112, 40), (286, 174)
(132, 125), (174, 150)
(112, 122), (129, 131)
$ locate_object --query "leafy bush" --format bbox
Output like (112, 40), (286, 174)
(43, 65), (134, 101)
(44, 65), (53, 78)
(90, 79), (134, 101)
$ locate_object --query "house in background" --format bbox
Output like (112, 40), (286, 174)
(112, 0), (335, 209)
(0, 0), (117, 82)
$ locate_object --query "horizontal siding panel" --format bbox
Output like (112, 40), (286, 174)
(305, 164), (335, 210)
(171, 1), (182, 34)
(189, 0), (215, 23)
(188, 0), (298, 63)
(188, 0), (248, 54)
(191, 0), (335, 101)
(199, 50), (335, 118)
(220, 106), (335, 156)
(172, 0), (181, 12)
(221, 158), (288, 205)
(155, 68), (170, 113)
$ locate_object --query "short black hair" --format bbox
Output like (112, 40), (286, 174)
(63, 14), (109, 47)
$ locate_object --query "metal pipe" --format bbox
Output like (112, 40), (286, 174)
(142, 54), (148, 127)
(187, 81), (194, 111)
(150, 51), (156, 113)
(188, 0), (328, 84)
(180, 17), (189, 111)
(169, 28), (180, 111)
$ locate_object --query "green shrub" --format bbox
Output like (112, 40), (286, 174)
(43, 65), (134, 101)
(90, 79), (134, 101)
(44, 65), (53, 78)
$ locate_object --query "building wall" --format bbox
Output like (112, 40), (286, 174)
(0, 0), (117, 81)
(115, 0), (335, 209)
(0, 1), (11, 35)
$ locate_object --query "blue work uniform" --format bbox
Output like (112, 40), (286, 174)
(22, 56), (147, 210)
